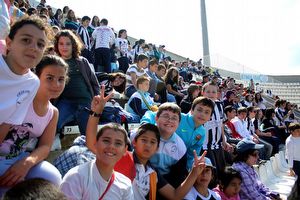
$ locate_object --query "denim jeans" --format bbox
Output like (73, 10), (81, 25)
(56, 99), (90, 135)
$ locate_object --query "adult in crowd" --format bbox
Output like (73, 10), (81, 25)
(232, 139), (281, 200)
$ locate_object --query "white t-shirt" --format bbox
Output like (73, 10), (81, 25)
(184, 187), (221, 200)
(115, 38), (129, 58)
(0, 55), (40, 125)
(60, 160), (134, 200)
(92, 25), (115, 49)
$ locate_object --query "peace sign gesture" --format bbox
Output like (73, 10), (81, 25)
(191, 150), (207, 176)
(91, 85), (114, 114)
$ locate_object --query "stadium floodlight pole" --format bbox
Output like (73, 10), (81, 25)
(200, 0), (211, 67)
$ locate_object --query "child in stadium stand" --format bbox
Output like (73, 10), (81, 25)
(0, 55), (68, 196)
(0, 16), (52, 149)
(213, 166), (242, 200)
(125, 54), (149, 97)
(127, 76), (158, 119)
(54, 29), (99, 135)
(285, 123), (300, 178)
(184, 157), (221, 200)
(201, 82), (233, 178)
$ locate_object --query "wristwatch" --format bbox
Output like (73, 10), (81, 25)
(85, 107), (101, 117)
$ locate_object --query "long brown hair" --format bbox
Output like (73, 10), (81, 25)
(54, 30), (83, 59)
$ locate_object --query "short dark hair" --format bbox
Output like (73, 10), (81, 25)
(233, 148), (256, 162)
(8, 15), (53, 42)
(134, 123), (160, 147)
(96, 123), (128, 146)
(187, 84), (200, 97)
(219, 167), (242, 190)
(237, 107), (247, 114)
(100, 18), (108, 25)
(157, 102), (181, 122)
(149, 59), (158, 66)
(82, 16), (91, 22)
(157, 64), (166, 71)
(224, 105), (236, 114)
(137, 54), (148, 62)
(2, 178), (67, 200)
(191, 96), (214, 114)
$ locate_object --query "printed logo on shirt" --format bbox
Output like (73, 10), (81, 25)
(16, 90), (30, 105)
(195, 135), (202, 141)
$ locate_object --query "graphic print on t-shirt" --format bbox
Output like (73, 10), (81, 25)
(0, 123), (33, 159)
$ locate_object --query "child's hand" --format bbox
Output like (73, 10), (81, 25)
(0, 159), (31, 187)
(223, 141), (234, 153)
(91, 85), (114, 114)
(191, 150), (207, 175)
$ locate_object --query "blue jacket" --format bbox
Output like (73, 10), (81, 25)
(176, 113), (206, 170)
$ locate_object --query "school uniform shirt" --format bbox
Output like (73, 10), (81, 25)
(60, 160), (134, 200)
(92, 25), (115, 49)
(176, 113), (206, 170)
(285, 135), (300, 168)
(203, 100), (224, 150)
(127, 90), (155, 118)
(184, 187), (221, 200)
(150, 133), (187, 175)
(133, 157), (167, 200)
(0, 55), (40, 125)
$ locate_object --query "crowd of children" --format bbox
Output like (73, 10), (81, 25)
(0, 0), (299, 199)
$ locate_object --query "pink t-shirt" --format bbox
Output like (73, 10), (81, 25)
(213, 185), (240, 200)
(0, 102), (54, 160)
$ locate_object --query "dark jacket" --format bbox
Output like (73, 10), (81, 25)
(76, 56), (100, 97)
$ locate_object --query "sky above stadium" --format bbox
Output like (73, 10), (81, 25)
(46, 0), (300, 75)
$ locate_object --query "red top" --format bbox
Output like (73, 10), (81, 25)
(114, 151), (136, 182)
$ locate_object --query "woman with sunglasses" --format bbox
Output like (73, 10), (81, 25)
(232, 139), (281, 200)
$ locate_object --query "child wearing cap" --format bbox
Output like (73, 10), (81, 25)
(232, 139), (280, 200)
(184, 157), (221, 200)
(285, 123), (300, 178)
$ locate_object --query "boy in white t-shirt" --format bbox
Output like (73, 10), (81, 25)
(60, 123), (134, 200)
